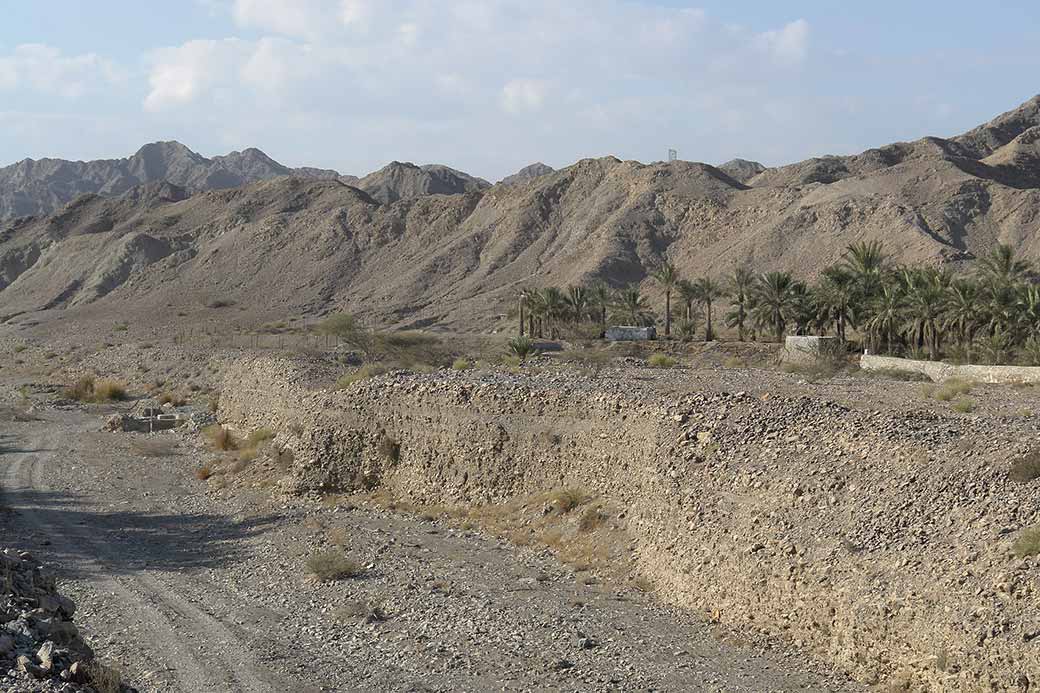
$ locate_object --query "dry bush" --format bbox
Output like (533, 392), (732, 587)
(247, 428), (275, 446)
(86, 661), (123, 693)
(935, 378), (973, 402)
(631, 576), (655, 593)
(377, 434), (400, 462)
(159, 392), (187, 407)
(64, 376), (95, 401)
(195, 466), (213, 480)
(952, 397), (975, 413)
(131, 437), (178, 458)
(1010, 452), (1040, 483)
(578, 506), (605, 532)
(722, 356), (747, 369)
(549, 488), (587, 514)
(327, 527), (350, 547)
(306, 551), (361, 581)
(93, 379), (128, 402)
(334, 600), (386, 623)
(203, 425), (238, 451)
(208, 394), (220, 414)
(647, 353), (676, 368)
(1012, 527), (1040, 557)
(336, 364), (387, 389)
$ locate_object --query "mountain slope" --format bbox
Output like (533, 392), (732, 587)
(501, 163), (555, 185)
(2, 95), (1040, 333)
(357, 162), (490, 204)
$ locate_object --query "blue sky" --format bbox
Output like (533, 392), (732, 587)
(1, 1), (1038, 180)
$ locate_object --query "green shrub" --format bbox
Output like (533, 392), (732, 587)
(452, 358), (471, 371)
(248, 428), (275, 445)
(952, 397), (975, 413)
(1010, 451), (1040, 483)
(647, 353), (676, 368)
(306, 551), (361, 581)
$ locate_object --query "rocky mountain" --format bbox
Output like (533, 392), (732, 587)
(500, 163), (555, 185)
(0, 141), (341, 222)
(717, 158), (766, 184)
(2, 95), (1040, 333)
(356, 162), (490, 204)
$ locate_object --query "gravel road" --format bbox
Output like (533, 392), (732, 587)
(0, 405), (861, 692)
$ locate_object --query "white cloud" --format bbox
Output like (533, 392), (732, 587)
(0, 44), (121, 98)
(501, 79), (548, 115)
(756, 19), (810, 66)
(232, 0), (329, 39)
(144, 39), (248, 111)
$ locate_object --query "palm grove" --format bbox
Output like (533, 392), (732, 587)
(514, 241), (1040, 365)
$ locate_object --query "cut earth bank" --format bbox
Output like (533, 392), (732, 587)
(219, 355), (1040, 692)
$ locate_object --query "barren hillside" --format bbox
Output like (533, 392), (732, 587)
(2, 95), (1040, 333)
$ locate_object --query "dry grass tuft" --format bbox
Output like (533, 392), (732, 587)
(306, 551), (361, 581)
(952, 397), (975, 413)
(203, 425), (238, 451)
(195, 466), (213, 480)
(86, 661), (123, 693)
(578, 506), (606, 532)
(377, 434), (400, 462)
(647, 353), (676, 368)
(549, 488), (587, 514)
(159, 392), (187, 407)
(334, 600), (386, 623)
(64, 376), (128, 403)
(337, 364), (387, 389)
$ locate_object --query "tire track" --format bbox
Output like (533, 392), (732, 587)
(5, 421), (278, 693)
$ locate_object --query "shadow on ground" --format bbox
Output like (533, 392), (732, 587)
(1, 482), (279, 579)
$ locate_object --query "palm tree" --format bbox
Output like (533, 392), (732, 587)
(565, 285), (590, 324)
(514, 287), (530, 336)
(677, 279), (698, 322)
(843, 240), (886, 297)
(651, 262), (679, 338)
(693, 277), (727, 341)
(815, 266), (856, 342)
(538, 287), (567, 338)
(587, 282), (613, 333)
(725, 266), (755, 341)
(864, 281), (904, 354)
(903, 277), (946, 359)
(610, 286), (655, 327)
(943, 280), (982, 354)
(979, 243), (1032, 286)
(751, 271), (798, 342)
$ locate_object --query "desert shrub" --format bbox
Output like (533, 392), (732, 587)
(336, 364), (387, 389)
(508, 336), (537, 362)
(158, 392), (186, 407)
(1010, 451), (1040, 483)
(206, 299), (234, 309)
(334, 600), (386, 623)
(549, 488), (587, 513)
(647, 353), (675, 368)
(722, 356), (747, 369)
(86, 661), (123, 693)
(113, 323), (129, 332)
(195, 466), (213, 480)
(952, 398), (975, 413)
(452, 358), (471, 371)
(237, 447), (258, 464)
(93, 380), (127, 402)
(64, 376), (95, 401)
(935, 378), (973, 401)
(377, 434), (400, 462)
(1019, 337), (1040, 366)
(13, 345), (26, 353)
(208, 394), (220, 413)
(248, 428), (275, 446)
(1012, 527), (1040, 557)
(203, 425), (238, 451)
(305, 551), (361, 581)
(275, 448), (295, 472)
(578, 506), (605, 532)
(500, 355), (522, 368)
(865, 367), (932, 382)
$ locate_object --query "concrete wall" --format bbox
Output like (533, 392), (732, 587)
(605, 326), (656, 341)
(782, 335), (843, 364)
(861, 354), (1040, 384)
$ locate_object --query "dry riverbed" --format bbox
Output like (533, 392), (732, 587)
(0, 393), (862, 692)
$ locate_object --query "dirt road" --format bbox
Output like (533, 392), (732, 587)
(0, 406), (861, 692)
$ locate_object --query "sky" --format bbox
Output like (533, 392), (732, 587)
(1, 0), (1039, 181)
